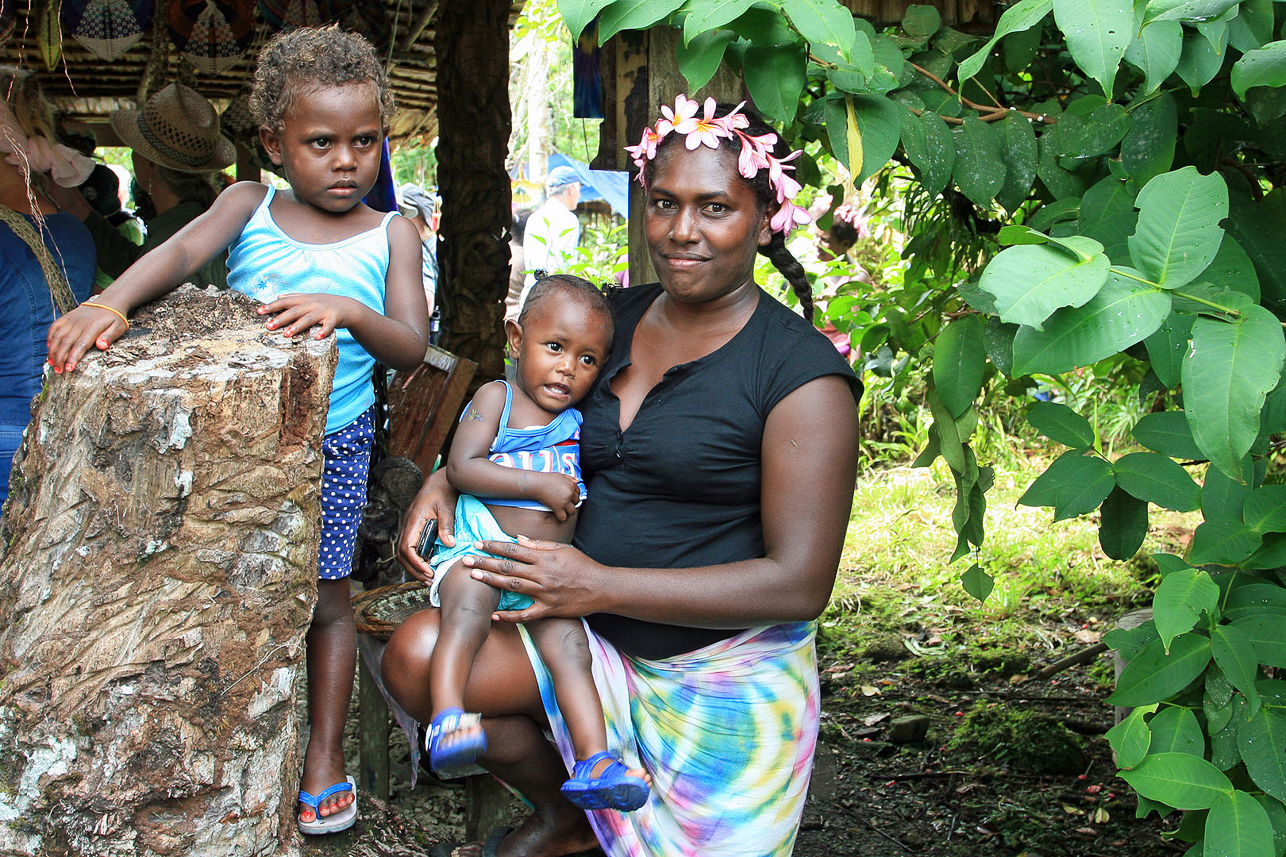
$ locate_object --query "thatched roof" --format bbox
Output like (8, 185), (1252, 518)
(2, 0), (525, 148)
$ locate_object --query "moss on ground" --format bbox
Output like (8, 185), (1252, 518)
(948, 702), (1086, 775)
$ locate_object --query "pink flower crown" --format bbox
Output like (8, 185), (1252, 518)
(625, 95), (811, 235)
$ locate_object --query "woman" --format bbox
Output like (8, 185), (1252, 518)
(0, 66), (96, 505)
(383, 97), (861, 857)
(50, 83), (235, 291)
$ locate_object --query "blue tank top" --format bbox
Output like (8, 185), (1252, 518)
(226, 186), (395, 433)
(476, 381), (586, 511)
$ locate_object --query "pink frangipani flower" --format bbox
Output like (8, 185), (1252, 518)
(657, 95), (698, 137)
(683, 97), (731, 150)
(770, 200), (811, 234)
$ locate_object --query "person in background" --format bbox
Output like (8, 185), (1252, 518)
(504, 207), (532, 326)
(0, 66), (96, 505)
(397, 182), (437, 317)
(50, 84), (235, 291)
(75, 163), (143, 291)
(519, 165), (581, 306)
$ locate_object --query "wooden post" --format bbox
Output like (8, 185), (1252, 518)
(0, 286), (335, 857)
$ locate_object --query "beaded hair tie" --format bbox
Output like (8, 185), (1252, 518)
(625, 95), (811, 235)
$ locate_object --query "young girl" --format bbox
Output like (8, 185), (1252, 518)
(425, 275), (651, 812)
(45, 26), (429, 835)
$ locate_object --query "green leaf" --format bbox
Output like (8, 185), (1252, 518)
(996, 112), (1038, 214)
(677, 29), (738, 91)
(979, 243), (1111, 330)
(957, 0), (1053, 82)
(1204, 458), (1255, 523)
(1153, 568), (1220, 650)
(1252, 795), (1286, 857)
(1028, 197), (1081, 232)
(1053, 0), (1133, 97)
(558, 0), (616, 40)
(848, 95), (903, 185)
(597, 0), (687, 41)
(933, 316), (986, 418)
(1176, 23), (1226, 94)
(1108, 705), (1156, 769)
(926, 379), (966, 473)
(1079, 177), (1138, 265)
(726, 5), (796, 45)
(1243, 485), (1286, 534)
(1028, 401), (1095, 448)
(1133, 412), (1205, 460)
(1226, 586), (1286, 623)
(1143, 0), (1239, 25)
(681, 0), (756, 43)
(1189, 520), (1263, 566)
(1018, 451), (1112, 517)
(952, 117), (1006, 208)
(743, 42), (807, 125)
(983, 317), (1017, 376)
(1240, 707), (1286, 803)
(960, 564), (994, 601)
(1114, 452), (1202, 512)
(1212, 623), (1264, 719)
(1056, 104), (1130, 161)
(1100, 485), (1150, 561)
(900, 108), (954, 199)
(1129, 166), (1229, 290)
(1122, 92), (1179, 190)
(1213, 694), (1248, 772)
(1183, 303), (1286, 481)
(1203, 237), (1262, 304)
(902, 3), (941, 38)
(1106, 617), (1161, 661)
(1110, 633), (1212, 707)
(1120, 751), (1232, 810)
(779, 0), (856, 55)
(1232, 40), (1286, 100)
(1205, 789), (1276, 857)
(1148, 706), (1205, 757)
(1232, 616), (1286, 669)
(1145, 311), (1195, 390)
(1125, 20), (1184, 95)
(1012, 270), (1171, 374)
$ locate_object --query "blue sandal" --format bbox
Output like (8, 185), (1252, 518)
(426, 708), (487, 777)
(560, 751), (650, 812)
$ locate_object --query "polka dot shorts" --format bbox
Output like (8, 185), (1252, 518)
(318, 407), (375, 580)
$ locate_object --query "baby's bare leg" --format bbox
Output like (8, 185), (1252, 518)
(525, 618), (606, 761)
(431, 563), (504, 716)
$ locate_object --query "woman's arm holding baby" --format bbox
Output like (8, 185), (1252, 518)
(46, 182), (267, 372)
(258, 215), (428, 371)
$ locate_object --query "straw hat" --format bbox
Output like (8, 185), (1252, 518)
(110, 84), (236, 173)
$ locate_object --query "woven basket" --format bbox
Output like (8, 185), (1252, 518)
(352, 581), (435, 640)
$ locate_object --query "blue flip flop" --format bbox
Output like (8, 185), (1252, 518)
(426, 707), (487, 778)
(298, 775), (357, 834)
(560, 751), (650, 812)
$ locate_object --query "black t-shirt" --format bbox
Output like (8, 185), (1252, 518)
(575, 283), (863, 659)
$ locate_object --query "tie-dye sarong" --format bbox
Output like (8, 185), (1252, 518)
(520, 620), (820, 856)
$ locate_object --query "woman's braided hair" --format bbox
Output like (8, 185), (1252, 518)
(642, 102), (814, 321)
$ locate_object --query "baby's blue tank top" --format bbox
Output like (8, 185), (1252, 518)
(227, 186), (396, 434)
(476, 381), (587, 511)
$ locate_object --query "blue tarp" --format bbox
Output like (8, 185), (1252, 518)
(516, 154), (630, 219)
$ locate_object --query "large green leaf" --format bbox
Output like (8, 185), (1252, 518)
(1107, 705), (1155, 769)
(743, 43), (807, 125)
(1243, 485), (1286, 534)
(779, 0), (856, 55)
(1079, 177), (1138, 265)
(1100, 485), (1149, 560)
(1232, 616), (1286, 669)
(1226, 190), (1286, 318)
(996, 112), (1038, 214)
(1125, 20), (1184, 95)
(952, 117), (1006, 208)
(1232, 40), (1286, 100)
(1120, 751), (1231, 809)
(1129, 166), (1229, 290)
(1017, 451), (1114, 521)
(682, 0), (757, 44)
(960, 564), (994, 601)
(1037, 123), (1091, 199)
(1212, 623), (1263, 718)
(1121, 92), (1179, 189)
(1153, 568), (1220, 650)
(1114, 452), (1201, 512)
(1183, 300), (1286, 481)
(1176, 22), (1227, 93)
(957, 0), (1053, 82)
(979, 242), (1111, 330)
(1056, 104), (1130, 162)
(1203, 236), (1262, 303)
(1226, 585), (1286, 623)
(1240, 707), (1286, 803)
(1028, 401), (1095, 448)
(559, 0), (617, 40)
(1145, 311), (1195, 390)
(1230, 0), (1274, 54)
(848, 95), (903, 184)
(926, 379), (967, 473)
(1205, 790), (1276, 857)
(1148, 706), (1205, 757)
(597, 0), (687, 41)
(1053, 0), (1133, 97)
(900, 108), (954, 198)
(1011, 270), (1170, 374)
(1110, 633), (1212, 707)
(1189, 520), (1263, 565)
(1132, 411), (1204, 460)
(677, 29), (739, 91)
(1143, 0), (1239, 25)
(933, 315), (986, 418)
(1203, 457), (1255, 522)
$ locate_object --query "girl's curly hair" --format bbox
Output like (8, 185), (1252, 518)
(249, 25), (394, 132)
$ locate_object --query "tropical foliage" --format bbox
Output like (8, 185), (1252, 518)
(559, 0), (1286, 853)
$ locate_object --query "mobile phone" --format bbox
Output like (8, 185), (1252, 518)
(416, 519), (439, 561)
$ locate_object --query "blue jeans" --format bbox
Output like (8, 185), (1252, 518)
(0, 423), (26, 505)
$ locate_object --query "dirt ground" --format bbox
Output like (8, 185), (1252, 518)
(299, 627), (1180, 857)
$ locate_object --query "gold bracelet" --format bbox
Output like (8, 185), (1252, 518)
(80, 301), (130, 330)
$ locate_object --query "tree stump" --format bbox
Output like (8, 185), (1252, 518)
(0, 286), (337, 857)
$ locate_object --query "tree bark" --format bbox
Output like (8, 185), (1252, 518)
(434, 0), (513, 384)
(0, 286), (336, 857)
